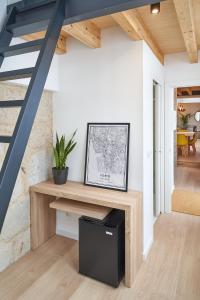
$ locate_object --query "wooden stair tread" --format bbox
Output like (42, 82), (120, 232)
(50, 198), (112, 220)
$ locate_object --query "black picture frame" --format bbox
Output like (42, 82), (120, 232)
(84, 123), (130, 192)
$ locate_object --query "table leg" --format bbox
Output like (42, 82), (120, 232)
(30, 191), (56, 250)
(125, 195), (143, 287)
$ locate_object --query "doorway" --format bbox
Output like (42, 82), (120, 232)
(172, 86), (200, 216)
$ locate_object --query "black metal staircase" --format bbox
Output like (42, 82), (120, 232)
(0, 0), (65, 232)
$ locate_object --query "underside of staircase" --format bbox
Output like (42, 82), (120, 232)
(0, 0), (161, 232)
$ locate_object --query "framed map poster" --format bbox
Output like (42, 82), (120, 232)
(84, 123), (130, 192)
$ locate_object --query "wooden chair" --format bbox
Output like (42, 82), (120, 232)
(177, 134), (188, 157)
(188, 133), (198, 154)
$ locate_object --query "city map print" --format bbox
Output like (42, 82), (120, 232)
(84, 123), (130, 191)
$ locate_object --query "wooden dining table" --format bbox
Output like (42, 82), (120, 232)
(176, 131), (195, 137)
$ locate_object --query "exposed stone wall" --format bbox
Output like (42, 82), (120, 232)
(0, 82), (53, 271)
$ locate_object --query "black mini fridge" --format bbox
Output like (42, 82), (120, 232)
(79, 209), (125, 288)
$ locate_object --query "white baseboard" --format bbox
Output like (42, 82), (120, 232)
(143, 236), (153, 260)
(56, 228), (79, 241)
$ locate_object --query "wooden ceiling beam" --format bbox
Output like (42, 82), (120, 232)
(23, 20), (100, 53)
(186, 87), (192, 96)
(189, 86), (200, 91)
(179, 87), (193, 96)
(112, 10), (164, 65)
(173, 0), (198, 63)
(23, 31), (67, 54)
(177, 86), (200, 98)
(62, 21), (101, 49)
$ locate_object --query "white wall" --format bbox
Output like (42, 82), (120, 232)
(142, 42), (164, 256)
(54, 27), (144, 244)
(53, 27), (164, 255)
(165, 51), (200, 87)
(164, 85), (176, 212)
(54, 28), (143, 189)
(0, 0), (7, 30)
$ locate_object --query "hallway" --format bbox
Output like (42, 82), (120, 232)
(0, 213), (199, 300)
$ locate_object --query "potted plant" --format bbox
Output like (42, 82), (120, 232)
(179, 113), (191, 129)
(52, 131), (77, 185)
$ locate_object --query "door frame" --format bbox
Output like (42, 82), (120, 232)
(152, 78), (165, 216)
(164, 79), (200, 213)
(153, 81), (163, 217)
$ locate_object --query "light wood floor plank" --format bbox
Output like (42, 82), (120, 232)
(174, 166), (200, 215)
(0, 213), (200, 300)
(175, 166), (200, 192)
(0, 236), (76, 300)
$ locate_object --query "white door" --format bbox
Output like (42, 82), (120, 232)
(153, 82), (162, 217)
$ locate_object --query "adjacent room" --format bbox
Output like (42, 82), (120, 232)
(173, 86), (200, 216)
(0, 1), (200, 300)
(176, 86), (200, 168)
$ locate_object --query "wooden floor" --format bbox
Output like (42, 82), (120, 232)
(0, 213), (200, 300)
(175, 166), (200, 192)
(177, 140), (200, 167)
(173, 166), (200, 215)
(172, 189), (200, 216)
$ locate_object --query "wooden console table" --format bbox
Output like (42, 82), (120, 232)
(30, 180), (143, 288)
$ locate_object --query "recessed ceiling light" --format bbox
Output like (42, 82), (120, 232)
(151, 3), (160, 14)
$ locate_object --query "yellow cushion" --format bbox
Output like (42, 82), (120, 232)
(177, 134), (188, 146)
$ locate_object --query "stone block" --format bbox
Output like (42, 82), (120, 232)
(1, 195), (30, 241)
(22, 149), (52, 189)
(0, 82), (53, 272)
(12, 228), (30, 263)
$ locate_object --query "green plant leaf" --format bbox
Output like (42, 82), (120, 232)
(53, 131), (77, 169)
(53, 147), (59, 169)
